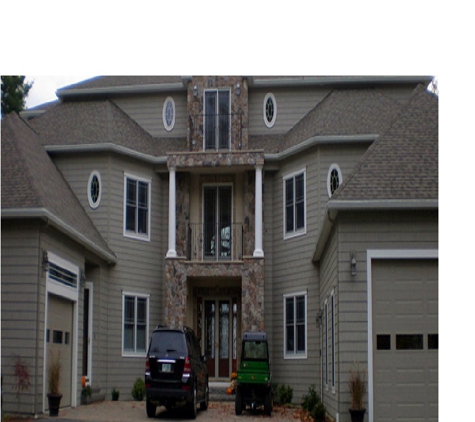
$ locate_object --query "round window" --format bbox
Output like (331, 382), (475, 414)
(327, 164), (342, 197)
(263, 93), (277, 128)
(87, 171), (102, 209)
(162, 97), (175, 131)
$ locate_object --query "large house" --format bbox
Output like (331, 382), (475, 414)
(1, 76), (438, 422)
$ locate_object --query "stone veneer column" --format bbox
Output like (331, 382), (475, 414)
(166, 167), (177, 258)
(253, 165), (264, 257)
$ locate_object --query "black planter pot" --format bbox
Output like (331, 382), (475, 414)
(47, 393), (62, 417)
(349, 408), (366, 422)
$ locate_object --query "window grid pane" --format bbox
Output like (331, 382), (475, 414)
(123, 295), (148, 353)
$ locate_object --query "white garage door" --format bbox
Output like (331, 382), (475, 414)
(47, 293), (73, 408)
(372, 259), (438, 422)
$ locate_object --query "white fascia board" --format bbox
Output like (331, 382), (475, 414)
(44, 143), (168, 165)
(57, 82), (186, 99)
(2, 208), (117, 264)
(327, 199), (438, 210)
(265, 134), (377, 163)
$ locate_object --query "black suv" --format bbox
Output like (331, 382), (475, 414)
(145, 326), (209, 419)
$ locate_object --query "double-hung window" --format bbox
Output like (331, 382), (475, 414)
(283, 170), (306, 238)
(284, 292), (307, 358)
(122, 292), (149, 356)
(204, 89), (230, 150)
(124, 173), (151, 241)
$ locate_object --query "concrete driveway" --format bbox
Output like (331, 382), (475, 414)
(26, 401), (301, 421)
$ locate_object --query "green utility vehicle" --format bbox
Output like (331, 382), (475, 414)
(235, 332), (272, 416)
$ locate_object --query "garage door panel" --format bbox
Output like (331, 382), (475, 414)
(372, 258), (438, 422)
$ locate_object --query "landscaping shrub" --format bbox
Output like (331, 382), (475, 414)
(278, 383), (293, 405)
(301, 384), (326, 422)
(131, 377), (145, 401)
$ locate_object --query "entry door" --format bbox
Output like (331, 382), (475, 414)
(203, 299), (237, 378)
(82, 283), (93, 383)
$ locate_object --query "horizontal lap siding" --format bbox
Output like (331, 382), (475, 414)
(336, 211), (438, 416)
(269, 151), (320, 402)
(1, 224), (42, 414)
(114, 93), (188, 138)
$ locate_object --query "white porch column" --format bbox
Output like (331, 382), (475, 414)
(253, 164), (264, 257)
(166, 166), (177, 258)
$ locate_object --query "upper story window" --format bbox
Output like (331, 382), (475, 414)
(283, 169), (306, 238)
(124, 173), (151, 241)
(87, 170), (101, 209)
(327, 164), (342, 197)
(162, 97), (175, 131)
(263, 93), (277, 128)
(204, 89), (230, 150)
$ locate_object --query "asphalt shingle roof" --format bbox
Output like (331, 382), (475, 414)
(330, 85), (438, 202)
(1, 112), (116, 262)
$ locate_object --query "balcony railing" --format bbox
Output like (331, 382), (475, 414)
(189, 113), (242, 150)
(187, 223), (243, 261)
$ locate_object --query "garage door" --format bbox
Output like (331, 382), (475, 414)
(372, 259), (438, 422)
(47, 293), (73, 408)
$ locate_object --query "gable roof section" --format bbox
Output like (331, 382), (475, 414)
(29, 99), (185, 159)
(1, 113), (116, 264)
(329, 84), (438, 205)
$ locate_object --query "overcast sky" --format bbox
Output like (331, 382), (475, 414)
(25, 75), (97, 109)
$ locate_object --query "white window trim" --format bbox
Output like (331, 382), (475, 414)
(327, 163), (342, 198)
(263, 92), (277, 128)
(366, 249), (438, 422)
(331, 288), (336, 393)
(123, 172), (151, 242)
(87, 170), (102, 209)
(283, 290), (308, 359)
(203, 88), (231, 150)
(283, 168), (307, 239)
(162, 96), (176, 132)
(122, 291), (150, 357)
(324, 299), (328, 389)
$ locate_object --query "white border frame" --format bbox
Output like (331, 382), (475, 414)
(263, 92), (277, 128)
(283, 168), (307, 240)
(87, 170), (102, 209)
(123, 172), (152, 242)
(121, 291), (150, 358)
(366, 249), (438, 422)
(326, 163), (342, 198)
(43, 251), (79, 411)
(162, 96), (176, 132)
(283, 290), (308, 359)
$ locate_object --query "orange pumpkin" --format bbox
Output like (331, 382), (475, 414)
(227, 387), (233, 395)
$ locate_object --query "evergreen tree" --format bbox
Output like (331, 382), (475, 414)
(1, 76), (33, 117)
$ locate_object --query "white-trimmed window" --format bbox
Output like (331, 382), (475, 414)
(162, 97), (175, 131)
(324, 299), (328, 388)
(204, 89), (230, 150)
(124, 173), (151, 241)
(327, 164), (342, 198)
(283, 169), (306, 238)
(331, 289), (335, 392)
(122, 292), (149, 356)
(263, 93), (277, 128)
(284, 291), (307, 358)
(87, 171), (102, 209)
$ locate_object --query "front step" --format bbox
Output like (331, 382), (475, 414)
(209, 381), (234, 402)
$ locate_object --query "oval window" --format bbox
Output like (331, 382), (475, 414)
(327, 164), (342, 198)
(263, 93), (277, 128)
(87, 171), (102, 209)
(162, 97), (175, 131)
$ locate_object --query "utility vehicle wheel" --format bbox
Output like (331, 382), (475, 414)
(235, 390), (243, 415)
(146, 398), (156, 418)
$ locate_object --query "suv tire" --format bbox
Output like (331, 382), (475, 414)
(200, 378), (209, 410)
(146, 398), (156, 418)
(187, 381), (197, 419)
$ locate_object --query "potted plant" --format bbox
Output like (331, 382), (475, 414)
(47, 351), (62, 416)
(348, 363), (367, 422)
(111, 387), (120, 401)
(81, 385), (93, 405)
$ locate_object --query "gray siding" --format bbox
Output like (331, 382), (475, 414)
(249, 87), (330, 135)
(114, 92), (188, 138)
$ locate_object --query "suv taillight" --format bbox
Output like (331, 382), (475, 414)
(145, 355), (150, 372)
(183, 356), (191, 374)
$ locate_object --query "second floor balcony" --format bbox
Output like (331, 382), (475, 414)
(187, 222), (244, 262)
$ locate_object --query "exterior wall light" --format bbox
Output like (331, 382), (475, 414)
(236, 83), (241, 97)
(193, 84), (198, 98)
(350, 252), (357, 277)
(316, 309), (323, 326)
(42, 250), (49, 272)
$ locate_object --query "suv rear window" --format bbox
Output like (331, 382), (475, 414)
(149, 331), (187, 354)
